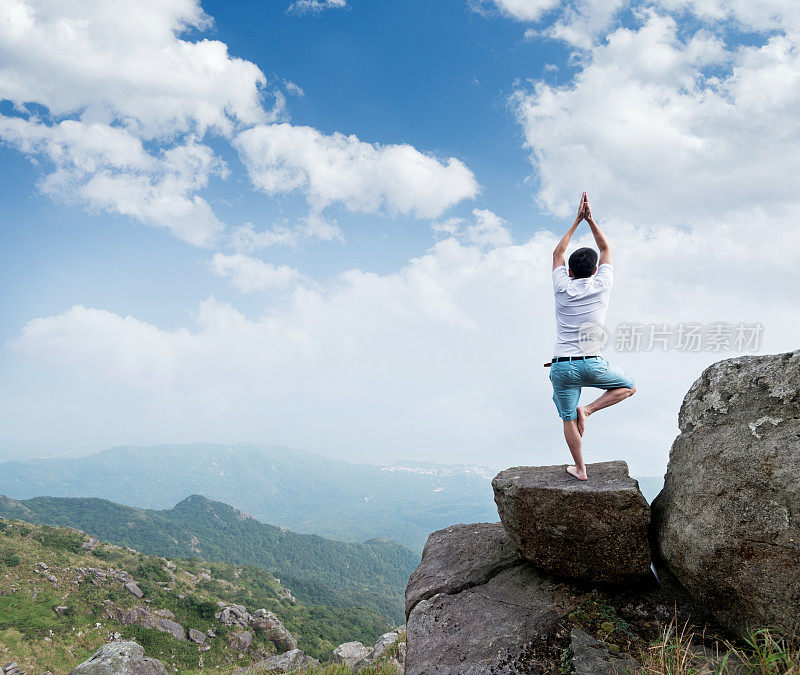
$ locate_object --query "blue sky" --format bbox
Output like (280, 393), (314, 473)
(1, 0), (799, 474)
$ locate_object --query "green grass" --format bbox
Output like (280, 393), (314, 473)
(639, 621), (800, 674)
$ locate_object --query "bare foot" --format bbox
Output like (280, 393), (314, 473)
(576, 406), (589, 436)
(567, 465), (588, 481)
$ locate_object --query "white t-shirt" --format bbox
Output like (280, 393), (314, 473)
(552, 263), (613, 357)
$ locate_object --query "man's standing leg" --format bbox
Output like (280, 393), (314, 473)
(563, 419), (587, 480)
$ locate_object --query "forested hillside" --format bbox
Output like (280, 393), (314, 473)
(0, 518), (395, 672)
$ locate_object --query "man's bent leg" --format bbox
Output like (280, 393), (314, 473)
(563, 419), (587, 481)
(577, 358), (636, 430)
(581, 385), (636, 417)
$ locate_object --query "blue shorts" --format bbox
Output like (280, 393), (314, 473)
(549, 355), (635, 421)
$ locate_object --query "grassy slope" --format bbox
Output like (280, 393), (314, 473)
(0, 518), (395, 674)
(0, 493), (419, 625)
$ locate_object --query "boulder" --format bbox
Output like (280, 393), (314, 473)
(104, 605), (185, 641)
(124, 581), (143, 598)
(405, 522), (522, 618)
(330, 641), (370, 666)
(353, 626), (406, 671)
(70, 641), (167, 675)
(652, 351), (800, 637)
(216, 603), (252, 628)
(570, 629), (639, 675)
(492, 462), (651, 584)
(187, 628), (206, 644)
(233, 649), (319, 674)
(405, 522), (579, 674)
(251, 609), (297, 651)
(227, 629), (254, 652)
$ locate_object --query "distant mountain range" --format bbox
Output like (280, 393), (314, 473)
(0, 443), (501, 549)
(0, 443), (664, 550)
(0, 492), (418, 624)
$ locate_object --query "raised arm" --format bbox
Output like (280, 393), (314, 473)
(553, 193), (585, 270)
(584, 197), (611, 266)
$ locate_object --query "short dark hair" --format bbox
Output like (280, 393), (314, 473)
(568, 247), (598, 279)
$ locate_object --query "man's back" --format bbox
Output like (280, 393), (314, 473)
(552, 263), (613, 356)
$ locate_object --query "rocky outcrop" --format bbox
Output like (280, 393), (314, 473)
(493, 462), (651, 584)
(215, 603), (297, 652)
(330, 641), (370, 666)
(216, 602), (252, 627)
(226, 629), (254, 652)
(405, 522), (522, 617)
(352, 626), (406, 672)
(103, 604), (185, 641)
(652, 350), (800, 637)
(405, 522), (579, 674)
(250, 609), (297, 651)
(70, 641), (167, 674)
(232, 649), (319, 673)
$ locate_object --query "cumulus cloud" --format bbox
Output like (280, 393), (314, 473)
(12, 215), (800, 471)
(0, 0), (274, 245)
(433, 209), (513, 248)
(0, 0), (267, 138)
(512, 9), (800, 225)
(210, 254), (303, 293)
(287, 0), (347, 15)
(0, 0), (479, 246)
(231, 214), (344, 251)
(235, 124), (480, 219)
(0, 116), (226, 245)
(471, 0), (562, 22)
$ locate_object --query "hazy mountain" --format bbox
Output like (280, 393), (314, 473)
(0, 443), (498, 549)
(0, 492), (419, 623)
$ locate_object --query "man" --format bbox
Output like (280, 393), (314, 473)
(549, 193), (636, 481)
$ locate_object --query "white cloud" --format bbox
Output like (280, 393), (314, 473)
(210, 254), (303, 293)
(433, 209), (513, 247)
(12, 215), (800, 472)
(235, 124), (480, 219)
(0, 116), (225, 246)
(0, 0), (276, 245)
(287, 0), (347, 15)
(0, 0), (267, 138)
(471, 0), (562, 22)
(511, 10), (800, 224)
(231, 214), (344, 250)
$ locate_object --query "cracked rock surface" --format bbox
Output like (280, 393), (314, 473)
(405, 523), (580, 674)
(652, 350), (800, 637)
(493, 462), (651, 584)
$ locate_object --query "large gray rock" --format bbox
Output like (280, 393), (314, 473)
(227, 629), (254, 652)
(233, 649), (319, 673)
(105, 605), (185, 641)
(405, 523), (579, 674)
(652, 351), (800, 637)
(251, 609), (297, 651)
(70, 641), (167, 675)
(493, 462), (651, 584)
(330, 641), (370, 666)
(405, 522), (522, 618)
